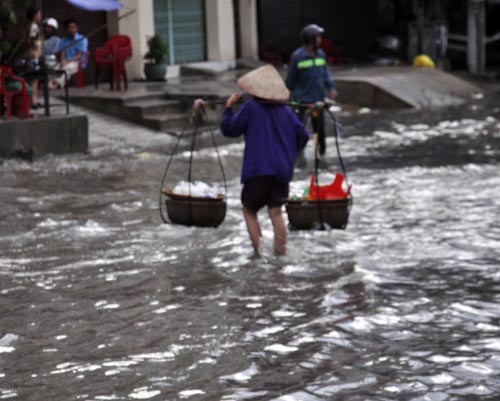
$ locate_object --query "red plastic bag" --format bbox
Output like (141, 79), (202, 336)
(307, 174), (351, 201)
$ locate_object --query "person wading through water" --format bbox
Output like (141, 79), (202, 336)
(218, 65), (309, 255)
(286, 24), (337, 160)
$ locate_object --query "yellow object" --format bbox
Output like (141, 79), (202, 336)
(412, 54), (436, 69)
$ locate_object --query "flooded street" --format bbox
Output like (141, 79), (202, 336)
(1, 95), (500, 401)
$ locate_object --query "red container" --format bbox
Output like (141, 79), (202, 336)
(307, 173), (351, 201)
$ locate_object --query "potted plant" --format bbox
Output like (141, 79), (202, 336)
(144, 34), (168, 81)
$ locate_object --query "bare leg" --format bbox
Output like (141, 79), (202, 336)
(31, 80), (39, 106)
(268, 207), (287, 255)
(243, 207), (262, 254)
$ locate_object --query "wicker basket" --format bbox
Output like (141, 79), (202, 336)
(162, 189), (226, 228)
(286, 198), (352, 230)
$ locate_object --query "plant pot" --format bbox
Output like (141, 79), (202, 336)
(144, 63), (167, 81)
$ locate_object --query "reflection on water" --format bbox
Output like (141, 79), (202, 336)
(0, 96), (500, 400)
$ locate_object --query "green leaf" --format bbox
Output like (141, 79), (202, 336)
(145, 34), (169, 64)
(0, 0), (16, 25)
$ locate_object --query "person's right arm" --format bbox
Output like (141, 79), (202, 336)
(221, 94), (248, 137)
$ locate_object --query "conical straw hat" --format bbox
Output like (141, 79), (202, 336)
(237, 64), (290, 102)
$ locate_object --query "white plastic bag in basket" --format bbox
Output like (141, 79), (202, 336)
(173, 181), (221, 198)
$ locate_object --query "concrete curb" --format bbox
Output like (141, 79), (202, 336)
(0, 115), (89, 158)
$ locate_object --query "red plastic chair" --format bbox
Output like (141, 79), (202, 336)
(320, 38), (344, 66)
(94, 40), (113, 89)
(94, 35), (132, 91)
(76, 51), (90, 89)
(259, 44), (283, 66)
(0, 66), (30, 119)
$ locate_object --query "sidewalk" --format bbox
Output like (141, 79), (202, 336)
(49, 65), (486, 135)
(60, 71), (243, 102)
(62, 64), (484, 108)
(55, 73), (246, 133)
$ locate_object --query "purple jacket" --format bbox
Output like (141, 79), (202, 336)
(221, 99), (309, 184)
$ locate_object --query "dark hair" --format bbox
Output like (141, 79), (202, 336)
(64, 18), (78, 29)
(26, 5), (40, 22)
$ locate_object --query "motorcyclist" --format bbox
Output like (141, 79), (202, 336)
(286, 24), (337, 157)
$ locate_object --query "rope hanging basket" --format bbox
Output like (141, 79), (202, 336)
(286, 107), (353, 231)
(159, 106), (227, 228)
(162, 190), (226, 228)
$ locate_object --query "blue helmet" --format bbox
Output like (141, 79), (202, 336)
(301, 24), (325, 45)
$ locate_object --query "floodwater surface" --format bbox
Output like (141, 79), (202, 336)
(1, 95), (500, 401)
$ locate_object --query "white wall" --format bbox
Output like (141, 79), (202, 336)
(205, 0), (236, 61)
(118, 0), (155, 79)
(238, 0), (259, 59)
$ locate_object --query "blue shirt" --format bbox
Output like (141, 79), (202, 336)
(221, 99), (309, 184)
(286, 47), (336, 103)
(42, 36), (61, 56)
(60, 33), (88, 68)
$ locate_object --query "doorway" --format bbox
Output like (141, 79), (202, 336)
(153, 0), (206, 65)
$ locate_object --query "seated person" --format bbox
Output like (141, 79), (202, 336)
(50, 18), (88, 89)
(42, 18), (61, 56)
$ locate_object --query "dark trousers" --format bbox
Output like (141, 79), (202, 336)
(295, 107), (326, 155)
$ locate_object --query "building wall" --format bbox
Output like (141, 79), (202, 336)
(117, 0), (238, 79)
(117, 0), (155, 80)
(258, 0), (380, 63)
(239, 0), (259, 59)
(205, 0), (236, 61)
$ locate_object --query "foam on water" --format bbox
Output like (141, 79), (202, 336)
(220, 363), (259, 383)
(129, 388), (161, 399)
(179, 389), (206, 398)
